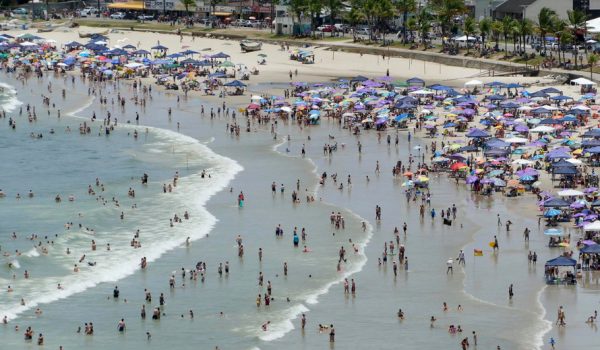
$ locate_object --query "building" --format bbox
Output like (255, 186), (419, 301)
(490, 0), (599, 21)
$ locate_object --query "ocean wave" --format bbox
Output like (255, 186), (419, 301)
(256, 137), (374, 341)
(257, 303), (309, 342)
(0, 117), (243, 321)
(0, 82), (23, 113)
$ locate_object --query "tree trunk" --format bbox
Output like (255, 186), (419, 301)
(402, 11), (408, 43)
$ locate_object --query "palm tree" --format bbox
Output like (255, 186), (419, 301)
(491, 20), (502, 49)
(554, 19), (569, 66)
(431, 0), (465, 44)
(567, 10), (587, 46)
(360, 0), (378, 42)
(515, 19), (533, 54)
(463, 16), (477, 54)
(396, 0), (416, 43)
(589, 54), (598, 80)
(326, 0), (342, 35)
(345, 7), (364, 41)
(537, 7), (557, 55)
(479, 18), (491, 51)
(416, 7), (432, 48)
(289, 0), (307, 24)
(511, 19), (520, 53)
(180, 0), (195, 16)
(501, 15), (513, 56)
(376, 0), (395, 44)
(406, 17), (417, 42)
(307, 0), (322, 36)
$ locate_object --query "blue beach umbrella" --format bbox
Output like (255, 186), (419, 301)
(544, 209), (562, 217)
(544, 228), (564, 236)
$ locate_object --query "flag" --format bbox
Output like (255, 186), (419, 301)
(474, 249), (483, 256)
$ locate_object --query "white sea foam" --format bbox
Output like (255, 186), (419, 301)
(256, 137), (375, 341)
(256, 303), (309, 342)
(0, 112), (243, 321)
(0, 82), (23, 112)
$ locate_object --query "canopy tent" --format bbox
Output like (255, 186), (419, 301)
(545, 256), (577, 267)
(466, 128), (490, 138)
(571, 77), (597, 86)
(406, 77), (425, 86)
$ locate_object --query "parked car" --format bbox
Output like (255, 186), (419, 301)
(79, 7), (98, 17)
(356, 28), (370, 36)
(317, 25), (335, 32)
(12, 7), (28, 15)
(334, 23), (348, 32)
(110, 12), (126, 19)
(137, 14), (154, 21)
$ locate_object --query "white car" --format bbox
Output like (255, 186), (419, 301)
(110, 12), (126, 20)
(138, 14), (154, 21)
(79, 7), (98, 17)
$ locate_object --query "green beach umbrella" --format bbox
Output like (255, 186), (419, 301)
(258, 53), (267, 57)
(220, 61), (235, 68)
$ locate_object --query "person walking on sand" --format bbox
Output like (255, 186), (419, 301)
(508, 284), (514, 300)
(329, 325), (335, 342)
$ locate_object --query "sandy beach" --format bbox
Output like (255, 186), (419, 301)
(0, 25), (598, 350)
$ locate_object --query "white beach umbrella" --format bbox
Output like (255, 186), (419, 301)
(584, 221), (600, 231)
(512, 159), (534, 165)
(503, 137), (528, 144)
(530, 125), (555, 133)
(557, 189), (584, 197)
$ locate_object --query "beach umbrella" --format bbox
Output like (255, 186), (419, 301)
(557, 189), (583, 197)
(151, 44), (168, 50)
(519, 175), (535, 181)
(584, 221), (600, 231)
(219, 60), (235, 67)
(544, 228), (564, 236)
(450, 162), (467, 171)
(544, 208), (562, 217)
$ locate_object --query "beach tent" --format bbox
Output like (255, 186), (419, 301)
(529, 90), (549, 98)
(552, 167), (578, 175)
(466, 129), (490, 138)
(545, 256), (577, 267)
(571, 77), (597, 86)
(211, 52), (231, 59)
(543, 198), (571, 207)
(406, 77), (425, 86)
